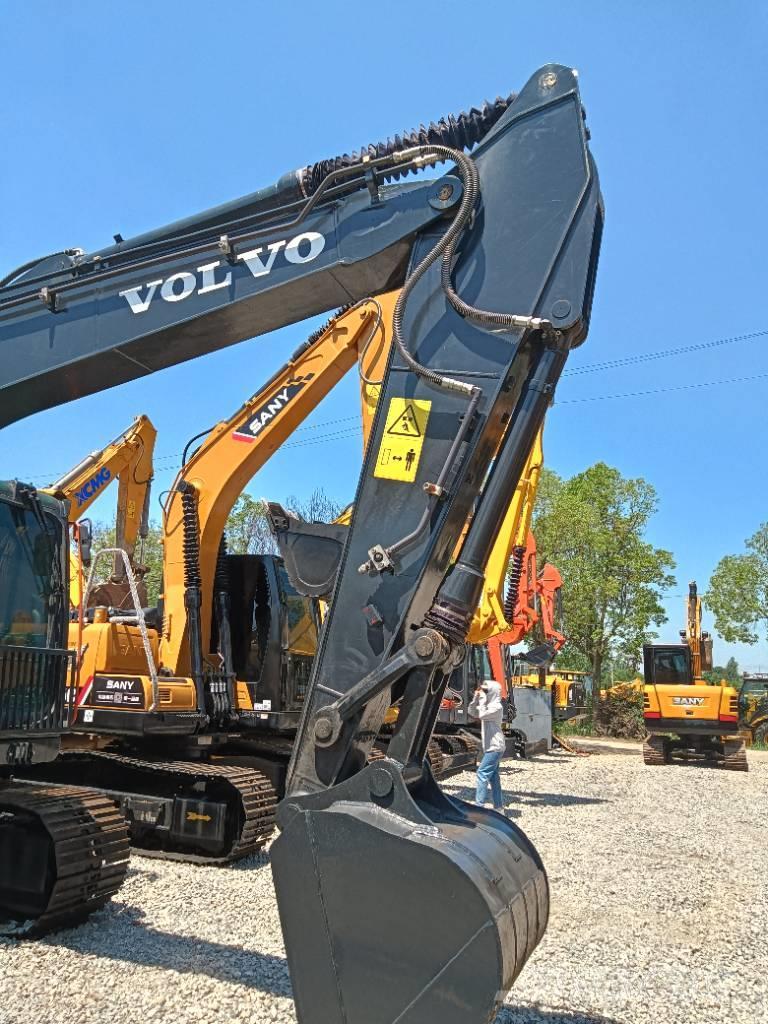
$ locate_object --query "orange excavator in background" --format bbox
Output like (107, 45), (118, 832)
(643, 581), (747, 770)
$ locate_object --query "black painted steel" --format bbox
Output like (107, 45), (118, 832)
(270, 64), (603, 1023)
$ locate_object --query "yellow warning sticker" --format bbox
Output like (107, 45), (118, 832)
(374, 398), (431, 482)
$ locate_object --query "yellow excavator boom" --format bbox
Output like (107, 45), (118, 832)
(159, 293), (397, 677)
(42, 414), (156, 606)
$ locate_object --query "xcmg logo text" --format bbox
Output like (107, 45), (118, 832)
(76, 467), (111, 506)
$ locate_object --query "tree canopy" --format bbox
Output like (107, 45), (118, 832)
(226, 488), (342, 556)
(532, 462), (676, 689)
(704, 523), (768, 645)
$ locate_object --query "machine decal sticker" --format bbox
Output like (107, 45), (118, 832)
(90, 675), (146, 709)
(374, 398), (431, 483)
(671, 696), (705, 706)
(232, 377), (311, 442)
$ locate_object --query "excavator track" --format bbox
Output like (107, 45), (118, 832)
(642, 735), (668, 766)
(370, 739), (446, 778)
(93, 752), (277, 862)
(427, 738), (445, 777)
(19, 751), (277, 864)
(0, 783), (129, 937)
(721, 738), (749, 772)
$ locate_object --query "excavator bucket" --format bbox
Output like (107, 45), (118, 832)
(272, 761), (547, 1024)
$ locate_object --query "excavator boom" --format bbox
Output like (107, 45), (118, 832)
(43, 414), (156, 606)
(0, 100), (517, 426)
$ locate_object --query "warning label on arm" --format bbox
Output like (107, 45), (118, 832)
(373, 398), (432, 483)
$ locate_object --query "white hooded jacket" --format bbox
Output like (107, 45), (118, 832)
(468, 679), (506, 754)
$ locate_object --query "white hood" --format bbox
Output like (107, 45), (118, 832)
(482, 679), (503, 713)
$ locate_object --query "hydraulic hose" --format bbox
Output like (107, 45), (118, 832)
(504, 545), (526, 622)
(179, 481), (207, 717)
(301, 95), (516, 193)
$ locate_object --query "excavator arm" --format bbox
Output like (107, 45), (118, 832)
(270, 66), (603, 1024)
(43, 414), (156, 606)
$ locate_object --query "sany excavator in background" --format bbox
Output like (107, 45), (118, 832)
(643, 581), (747, 770)
(41, 414), (156, 609)
(1, 64), (603, 1022)
(739, 673), (768, 746)
(19, 295), (398, 865)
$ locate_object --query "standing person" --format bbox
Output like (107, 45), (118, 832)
(468, 679), (506, 810)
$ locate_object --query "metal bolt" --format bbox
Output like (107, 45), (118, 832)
(414, 634), (436, 659)
(374, 551), (383, 562)
(314, 717), (333, 742)
(540, 71), (558, 90)
(369, 766), (393, 797)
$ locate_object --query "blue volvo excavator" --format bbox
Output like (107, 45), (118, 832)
(0, 64), (603, 1022)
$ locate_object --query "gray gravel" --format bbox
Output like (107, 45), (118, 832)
(1, 750), (766, 1024)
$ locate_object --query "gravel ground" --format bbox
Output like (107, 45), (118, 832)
(2, 750), (766, 1024)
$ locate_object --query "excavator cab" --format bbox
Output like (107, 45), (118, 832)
(643, 643), (693, 686)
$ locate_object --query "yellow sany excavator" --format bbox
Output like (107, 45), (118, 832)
(42, 415), (156, 609)
(20, 295), (398, 864)
(643, 581), (747, 770)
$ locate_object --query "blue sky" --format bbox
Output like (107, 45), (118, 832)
(2, 1), (767, 668)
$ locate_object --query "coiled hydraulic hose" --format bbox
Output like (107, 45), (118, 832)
(504, 545), (526, 622)
(301, 95), (516, 193)
(213, 533), (237, 721)
(179, 481), (207, 716)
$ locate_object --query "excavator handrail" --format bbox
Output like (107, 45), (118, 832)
(81, 547), (159, 712)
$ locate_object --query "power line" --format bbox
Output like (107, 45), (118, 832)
(561, 366), (768, 401)
(563, 327), (768, 377)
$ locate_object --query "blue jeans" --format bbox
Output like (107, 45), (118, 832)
(475, 749), (504, 808)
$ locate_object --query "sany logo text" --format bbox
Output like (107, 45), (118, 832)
(232, 378), (310, 443)
(76, 467), (111, 506)
(119, 231), (326, 315)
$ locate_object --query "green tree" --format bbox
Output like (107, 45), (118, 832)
(533, 463), (676, 704)
(226, 487), (343, 556)
(88, 520), (164, 604)
(704, 523), (768, 645)
(703, 656), (740, 685)
(226, 494), (277, 555)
